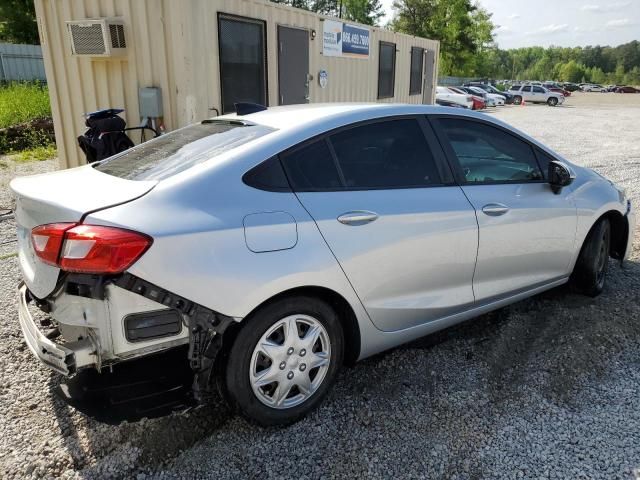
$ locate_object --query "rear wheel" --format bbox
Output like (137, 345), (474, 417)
(571, 219), (611, 297)
(223, 296), (343, 426)
(547, 97), (558, 106)
(513, 95), (523, 105)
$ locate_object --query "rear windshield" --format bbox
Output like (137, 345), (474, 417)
(94, 121), (276, 181)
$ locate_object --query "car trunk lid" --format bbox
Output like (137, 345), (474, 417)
(10, 165), (156, 298)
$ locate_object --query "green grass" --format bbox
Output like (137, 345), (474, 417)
(0, 82), (51, 129)
(10, 144), (56, 162)
(0, 252), (17, 261)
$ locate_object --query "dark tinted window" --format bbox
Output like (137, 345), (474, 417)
(409, 47), (424, 95)
(280, 139), (342, 191)
(243, 157), (291, 191)
(95, 121), (276, 181)
(330, 119), (441, 189)
(510, 85), (521, 90)
(438, 118), (543, 184)
(218, 15), (267, 113)
(522, 86), (532, 92)
(378, 42), (396, 99)
(533, 86), (545, 93)
(534, 148), (556, 180)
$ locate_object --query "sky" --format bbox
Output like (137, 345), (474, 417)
(379, 0), (640, 49)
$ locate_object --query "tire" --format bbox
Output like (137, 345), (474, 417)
(223, 295), (344, 426)
(571, 219), (611, 297)
(547, 97), (558, 106)
(513, 95), (522, 105)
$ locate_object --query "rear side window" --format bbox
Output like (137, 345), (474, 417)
(243, 156), (291, 192)
(533, 86), (545, 93)
(438, 118), (543, 184)
(280, 139), (343, 191)
(95, 121), (275, 181)
(330, 119), (441, 189)
(522, 86), (532, 92)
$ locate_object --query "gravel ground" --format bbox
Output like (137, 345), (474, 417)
(1, 93), (640, 479)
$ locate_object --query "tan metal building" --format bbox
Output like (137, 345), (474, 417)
(34, 0), (440, 168)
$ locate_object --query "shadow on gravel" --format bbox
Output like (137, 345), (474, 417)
(393, 259), (640, 407)
(47, 346), (234, 472)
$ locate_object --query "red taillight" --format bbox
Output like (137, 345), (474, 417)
(31, 223), (152, 274)
(31, 223), (76, 266)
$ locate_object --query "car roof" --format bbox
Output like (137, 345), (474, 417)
(216, 103), (444, 131)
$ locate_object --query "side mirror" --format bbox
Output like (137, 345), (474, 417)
(548, 160), (574, 193)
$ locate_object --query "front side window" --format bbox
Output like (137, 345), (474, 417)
(409, 47), (424, 95)
(533, 86), (545, 93)
(378, 42), (396, 99)
(438, 118), (543, 184)
(329, 119), (441, 189)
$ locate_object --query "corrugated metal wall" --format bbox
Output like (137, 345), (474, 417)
(0, 43), (46, 81)
(35, 0), (440, 168)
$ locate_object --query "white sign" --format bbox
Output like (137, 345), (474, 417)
(323, 20), (343, 57)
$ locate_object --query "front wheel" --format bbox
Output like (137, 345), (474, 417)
(223, 296), (344, 426)
(571, 219), (611, 297)
(513, 95), (523, 105)
(547, 97), (558, 106)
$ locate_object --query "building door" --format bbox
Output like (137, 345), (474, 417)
(423, 49), (436, 104)
(218, 14), (268, 113)
(277, 26), (309, 105)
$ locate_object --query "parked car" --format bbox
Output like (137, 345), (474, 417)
(449, 87), (486, 110)
(544, 85), (571, 97)
(435, 98), (468, 108)
(511, 85), (565, 106)
(436, 86), (473, 109)
(464, 82), (515, 104)
(467, 86), (506, 106)
(12, 104), (634, 426)
(582, 84), (607, 92)
(615, 86), (640, 93)
(562, 83), (581, 92)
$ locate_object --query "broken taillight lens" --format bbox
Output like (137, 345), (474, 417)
(31, 223), (152, 274)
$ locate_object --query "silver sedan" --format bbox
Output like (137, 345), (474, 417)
(11, 103), (635, 426)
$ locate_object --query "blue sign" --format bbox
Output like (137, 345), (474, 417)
(341, 24), (370, 58)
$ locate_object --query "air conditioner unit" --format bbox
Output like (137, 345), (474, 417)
(66, 18), (126, 57)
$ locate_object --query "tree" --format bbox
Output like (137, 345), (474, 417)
(342, 0), (384, 25)
(0, 0), (39, 44)
(390, 0), (495, 76)
(558, 60), (585, 83)
(270, 0), (385, 24)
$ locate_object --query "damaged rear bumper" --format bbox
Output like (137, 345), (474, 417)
(17, 282), (96, 375)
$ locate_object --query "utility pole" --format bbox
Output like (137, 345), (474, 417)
(339, 0), (343, 18)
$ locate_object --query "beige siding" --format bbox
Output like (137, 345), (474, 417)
(35, 0), (440, 168)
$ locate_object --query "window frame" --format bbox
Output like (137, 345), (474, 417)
(217, 13), (269, 114)
(428, 114), (548, 186)
(377, 41), (397, 99)
(409, 47), (424, 95)
(278, 115), (455, 193)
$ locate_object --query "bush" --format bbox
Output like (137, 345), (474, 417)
(0, 82), (51, 128)
(0, 82), (54, 155)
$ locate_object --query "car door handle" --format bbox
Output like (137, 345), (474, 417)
(337, 211), (379, 226)
(482, 203), (510, 216)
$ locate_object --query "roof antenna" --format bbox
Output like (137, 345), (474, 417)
(234, 103), (267, 115)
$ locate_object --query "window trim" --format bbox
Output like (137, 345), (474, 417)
(278, 115), (455, 193)
(428, 114), (548, 186)
(377, 41), (396, 99)
(217, 12), (269, 114)
(409, 47), (424, 96)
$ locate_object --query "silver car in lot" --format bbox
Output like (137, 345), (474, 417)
(11, 104), (634, 425)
